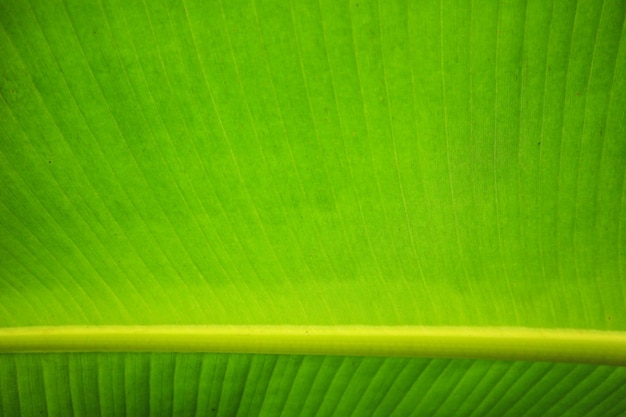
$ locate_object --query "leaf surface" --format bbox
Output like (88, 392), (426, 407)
(1, 0), (625, 415)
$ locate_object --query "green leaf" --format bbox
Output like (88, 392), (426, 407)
(1, 0), (625, 415)
(2, 353), (626, 417)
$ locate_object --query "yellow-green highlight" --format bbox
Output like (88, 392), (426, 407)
(1, 326), (625, 366)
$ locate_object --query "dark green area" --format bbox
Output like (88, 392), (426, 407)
(1, 353), (625, 417)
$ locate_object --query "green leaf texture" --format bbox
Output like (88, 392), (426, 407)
(1, 0), (625, 415)
(2, 354), (626, 417)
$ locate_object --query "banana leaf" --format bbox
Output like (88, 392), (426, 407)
(1, 0), (625, 415)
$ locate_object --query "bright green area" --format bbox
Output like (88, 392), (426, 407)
(1, 0), (624, 329)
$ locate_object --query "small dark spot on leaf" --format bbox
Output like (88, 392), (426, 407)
(537, 142), (541, 146)
(48, 160), (51, 164)
(608, 316), (612, 321)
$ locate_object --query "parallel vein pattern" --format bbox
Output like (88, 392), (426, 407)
(1, 4), (626, 415)
(1, 0), (625, 329)
(1, 353), (626, 417)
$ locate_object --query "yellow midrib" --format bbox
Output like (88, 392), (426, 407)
(1, 325), (625, 366)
